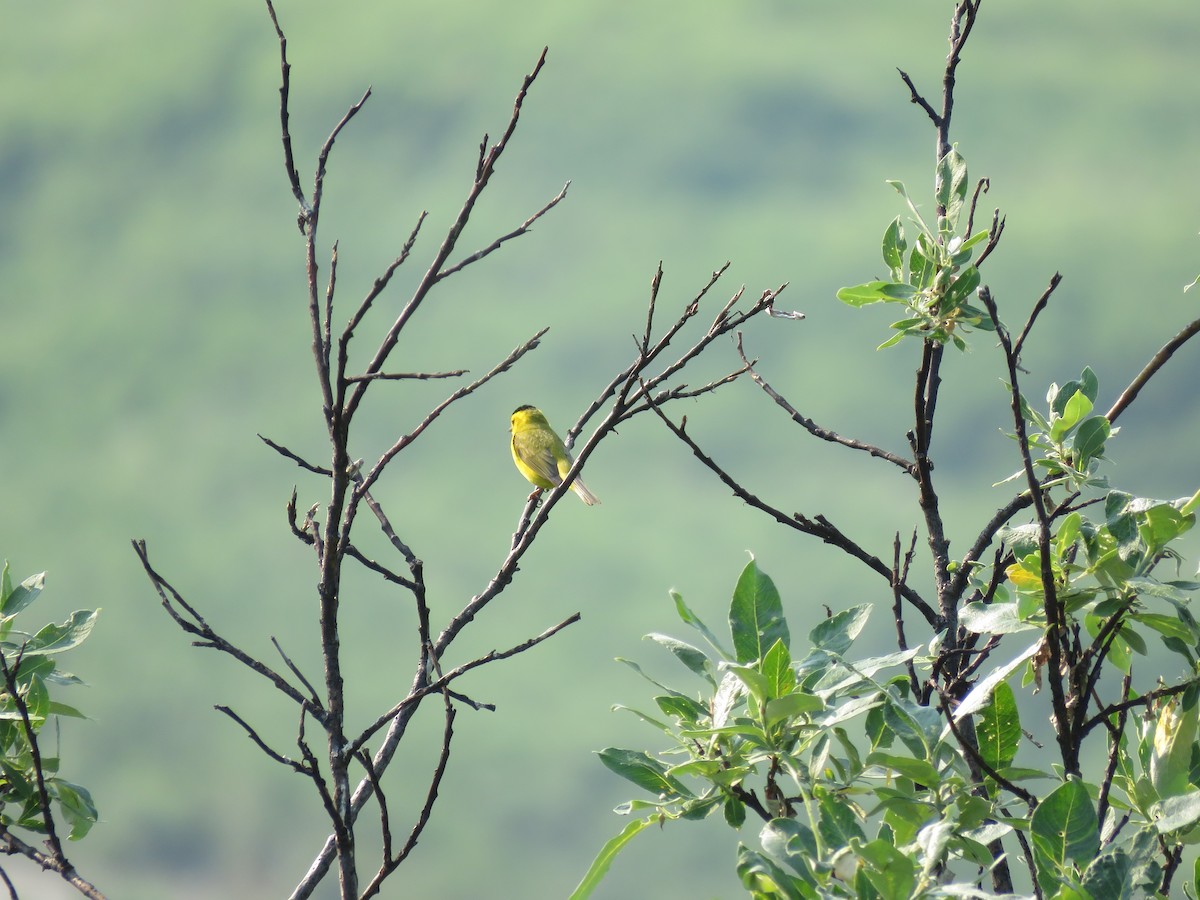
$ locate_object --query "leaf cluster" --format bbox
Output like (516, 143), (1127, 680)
(0, 562), (103, 898)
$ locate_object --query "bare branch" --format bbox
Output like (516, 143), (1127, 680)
(217, 705), (316, 775)
(1012, 273), (1062, 363)
(979, 284), (1076, 772)
(345, 369), (467, 383)
(0, 827), (106, 900)
(643, 395), (940, 628)
(351, 328), (549, 503)
(895, 68), (940, 126)
(344, 48), (556, 424)
(736, 333), (916, 474)
(1106, 315), (1200, 425)
(438, 181), (571, 280)
(132, 540), (323, 722)
(264, 0), (305, 212)
(965, 177), (990, 237)
(348, 612), (581, 760)
(343, 211), (428, 345)
(260, 434), (331, 476)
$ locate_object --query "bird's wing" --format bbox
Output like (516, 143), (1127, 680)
(522, 440), (564, 486)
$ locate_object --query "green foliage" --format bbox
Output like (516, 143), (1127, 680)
(583, 532), (1200, 897)
(836, 149), (993, 351)
(0, 563), (99, 842)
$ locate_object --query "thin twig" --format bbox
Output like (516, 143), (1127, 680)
(643, 394), (940, 628)
(1106, 316), (1200, 425)
(736, 334), (916, 474)
(1012, 274), (1062, 363)
(217, 705), (316, 775)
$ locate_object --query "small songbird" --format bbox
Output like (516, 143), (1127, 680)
(509, 405), (600, 505)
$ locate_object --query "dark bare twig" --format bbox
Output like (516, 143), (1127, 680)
(351, 328), (549, 503)
(735, 333), (916, 474)
(973, 208), (1005, 268)
(272, 636), (324, 706)
(1079, 678), (1200, 739)
(347, 612), (580, 758)
(217, 705), (315, 775)
(1012, 274), (1062, 363)
(965, 177), (989, 237)
(345, 369), (467, 383)
(892, 531), (922, 695)
(0, 827), (106, 900)
(438, 181), (571, 280)
(1106, 315), (1200, 425)
(344, 212), (427, 344)
(264, 0), (304, 211)
(342, 48), (553, 427)
(896, 68), (940, 125)
(260, 434), (331, 476)
(642, 393), (940, 628)
(1096, 672), (1132, 828)
(980, 285), (1076, 772)
(133, 540), (324, 723)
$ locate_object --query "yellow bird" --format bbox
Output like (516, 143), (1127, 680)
(510, 405), (600, 506)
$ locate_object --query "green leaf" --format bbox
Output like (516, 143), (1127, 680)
(610, 704), (673, 735)
(1080, 851), (1134, 900)
(760, 818), (818, 881)
(954, 641), (1041, 719)
(23, 674), (50, 725)
(817, 791), (866, 848)
(569, 816), (656, 900)
(726, 664), (773, 707)
(1031, 779), (1100, 871)
(1150, 697), (1198, 798)
(24, 610), (99, 656)
(597, 748), (694, 799)
(1, 571), (45, 618)
(836, 281), (893, 307)
(882, 217), (906, 278)
(654, 694), (707, 726)
(615, 657), (692, 700)
(942, 264), (980, 309)
(976, 681), (1021, 771)
(51, 780), (97, 841)
(764, 692), (823, 728)
(866, 751), (939, 787)
(671, 590), (732, 660)
(729, 558), (789, 664)
(736, 845), (805, 900)
(1140, 503), (1192, 554)
(721, 794), (746, 828)
(936, 147), (969, 228)
(1132, 612), (1196, 644)
(1073, 416), (1110, 465)
(711, 670), (745, 728)
(959, 600), (1041, 635)
(760, 639), (794, 700)
(859, 837), (917, 900)
(883, 696), (942, 759)
(808, 604), (870, 657)
(1051, 389), (1093, 443)
(1151, 790), (1200, 834)
(1079, 366), (1100, 403)
(644, 633), (714, 686)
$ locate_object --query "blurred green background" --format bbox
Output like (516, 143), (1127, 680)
(3, 1), (1199, 897)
